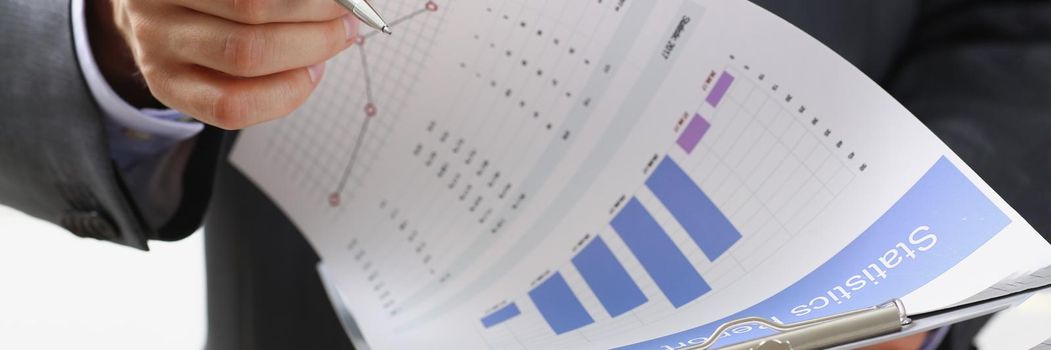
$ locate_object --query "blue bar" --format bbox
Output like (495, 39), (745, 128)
(647, 157), (741, 260)
(480, 303), (521, 328)
(528, 272), (594, 334)
(611, 199), (711, 308)
(572, 236), (648, 317)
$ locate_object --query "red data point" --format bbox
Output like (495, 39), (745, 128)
(365, 103), (378, 117)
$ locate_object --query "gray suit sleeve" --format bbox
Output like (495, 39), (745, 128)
(0, 0), (221, 249)
(885, 2), (1051, 350)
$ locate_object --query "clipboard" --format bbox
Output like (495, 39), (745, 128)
(316, 263), (1051, 350)
(708, 285), (1049, 350)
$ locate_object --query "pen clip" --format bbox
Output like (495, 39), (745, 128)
(685, 299), (909, 350)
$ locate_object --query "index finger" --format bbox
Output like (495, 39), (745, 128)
(172, 0), (350, 24)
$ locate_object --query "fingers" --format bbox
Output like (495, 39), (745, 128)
(147, 63), (326, 129)
(170, 0), (349, 24)
(169, 13), (357, 78)
(110, 0), (361, 129)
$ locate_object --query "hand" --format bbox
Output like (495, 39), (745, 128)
(89, 0), (359, 129)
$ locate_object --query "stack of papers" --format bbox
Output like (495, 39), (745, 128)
(230, 0), (1051, 348)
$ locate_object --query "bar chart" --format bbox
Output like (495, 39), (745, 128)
(478, 73), (743, 336)
(483, 170), (734, 335)
(478, 62), (859, 342)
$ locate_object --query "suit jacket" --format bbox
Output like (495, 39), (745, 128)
(2, 0), (1049, 349)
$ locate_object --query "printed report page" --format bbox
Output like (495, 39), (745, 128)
(230, 0), (1051, 348)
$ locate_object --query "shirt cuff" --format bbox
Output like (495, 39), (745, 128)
(71, 0), (204, 169)
(72, 0), (207, 231)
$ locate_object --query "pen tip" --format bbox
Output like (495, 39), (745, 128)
(382, 26), (392, 35)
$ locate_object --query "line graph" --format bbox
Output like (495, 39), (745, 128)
(329, 1), (441, 208)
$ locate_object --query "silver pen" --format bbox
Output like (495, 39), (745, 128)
(335, 0), (393, 35)
(689, 300), (909, 350)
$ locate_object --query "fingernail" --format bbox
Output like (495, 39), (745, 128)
(308, 62), (326, 83)
(343, 14), (359, 42)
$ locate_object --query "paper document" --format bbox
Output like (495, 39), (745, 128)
(230, 0), (1051, 348)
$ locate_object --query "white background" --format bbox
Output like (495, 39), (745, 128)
(0, 205), (205, 350)
(0, 202), (1048, 349)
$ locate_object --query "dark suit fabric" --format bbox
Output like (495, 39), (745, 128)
(0, 0), (1048, 349)
(203, 135), (354, 349)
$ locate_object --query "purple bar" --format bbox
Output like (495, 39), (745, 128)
(676, 114), (711, 154)
(706, 71), (735, 107)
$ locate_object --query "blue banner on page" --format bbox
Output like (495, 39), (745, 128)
(618, 157), (1010, 350)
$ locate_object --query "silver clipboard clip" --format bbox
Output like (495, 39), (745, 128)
(690, 300), (911, 350)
